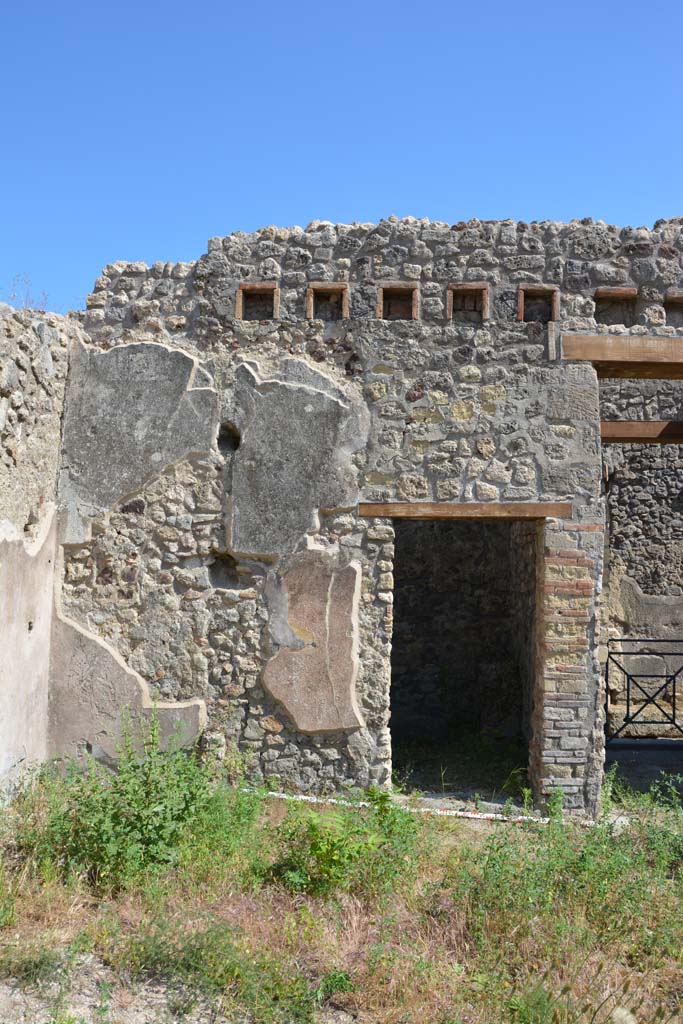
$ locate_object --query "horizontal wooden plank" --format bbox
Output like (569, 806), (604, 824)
(562, 335), (683, 379)
(357, 501), (572, 520)
(595, 363), (683, 380)
(601, 421), (683, 443)
(594, 287), (638, 299)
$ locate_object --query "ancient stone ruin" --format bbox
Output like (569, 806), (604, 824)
(4, 215), (683, 816)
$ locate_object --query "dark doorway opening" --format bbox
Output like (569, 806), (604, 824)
(390, 519), (540, 802)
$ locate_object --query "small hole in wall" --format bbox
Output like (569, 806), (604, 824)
(452, 288), (484, 324)
(382, 289), (415, 321)
(522, 290), (554, 323)
(120, 497), (146, 515)
(595, 294), (636, 327)
(209, 551), (241, 589)
(313, 290), (344, 321)
(242, 290), (275, 320)
(27, 620), (34, 632)
(217, 422), (241, 455)
(665, 298), (683, 328)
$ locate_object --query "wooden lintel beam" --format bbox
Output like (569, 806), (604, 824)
(596, 363), (683, 380)
(594, 287), (638, 300)
(357, 501), (572, 520)
(601, 421), (683, 444)
(562, 334), (683, 379)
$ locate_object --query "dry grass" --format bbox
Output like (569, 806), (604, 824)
(1, 762), (682, 1023)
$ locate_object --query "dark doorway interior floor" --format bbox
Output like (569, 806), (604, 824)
(392, 734), (529, 803)
(390, 519), (539, 802)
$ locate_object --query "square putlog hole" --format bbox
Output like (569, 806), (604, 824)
(242, 289), (276, 320)
(381, 288), (416, 321)
(594, 289), (637, 328)
(520, 287), (558, 324)
(665, 297), (683, 329)
(451, 286), (487, 324)
(314, 291), (343, 321)
(306, 283), (348, 322)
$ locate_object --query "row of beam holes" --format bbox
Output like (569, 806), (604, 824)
(243, 288), (683, 327)
(240, 286), (550, 324)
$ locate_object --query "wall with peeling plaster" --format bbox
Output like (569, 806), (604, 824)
(0, 514), (55, 786)
(4, 217), (683, 811)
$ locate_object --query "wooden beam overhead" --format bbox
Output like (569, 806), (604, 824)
(601, 421), (683, 444)
(594, 287), (638, 300)
(357, 501), (572, 520)
(562, 334), (683, 379)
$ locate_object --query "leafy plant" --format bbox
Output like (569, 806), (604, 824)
(313, 969), (353, 1005)
(0, 941), (64, 986)
(268, 788), (419, 896)
(12, 716), (262, 891)
(0, 862), (14, 928)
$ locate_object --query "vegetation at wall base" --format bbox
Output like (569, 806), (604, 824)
(0, 730), (682, 1023)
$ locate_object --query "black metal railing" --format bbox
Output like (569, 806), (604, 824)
(605, 638), (683, 741)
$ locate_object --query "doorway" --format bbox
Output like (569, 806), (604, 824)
(389, 518), (541, 801)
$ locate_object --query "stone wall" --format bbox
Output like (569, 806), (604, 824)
(0, 308), (208, 788)
(0, 305), (72, 532)
(535, 520), (604, 811)
(10, 215), (683, 812)
(602, 444), (683, 736)
(606, 444), (683, 596)
(510, 520), (542, 743)
(0, 306), (70, 788)
(70, 215), (616, 811)
(0, 515), (55, 787)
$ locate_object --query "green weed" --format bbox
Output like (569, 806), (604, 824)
(314, 968), (353, 1005)
(11, 717), (262, 892)
(0, 940), (64, 986)
(0, 862), (15, 928)
(114, 917), (314, 1023)
(268, 788), (419, 896)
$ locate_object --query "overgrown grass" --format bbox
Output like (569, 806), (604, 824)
(111, 918), (315, 1022)
(267, 787), (420, 896)
(1, 729), (682, 1023)
(8, 717), (263, 892)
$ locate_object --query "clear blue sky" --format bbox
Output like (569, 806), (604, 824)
(2, 0), (682, 312)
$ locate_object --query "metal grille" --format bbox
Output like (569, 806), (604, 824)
(605, 638), (683, 741)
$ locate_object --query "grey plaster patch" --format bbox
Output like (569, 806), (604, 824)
(617, 575), (683, 637)
(227, 360), (369, 558)
(49, 600), (207, 764)
(0, 510), (56, 789)
(263, 549), (363, 733)
(58, 341), (218, 542)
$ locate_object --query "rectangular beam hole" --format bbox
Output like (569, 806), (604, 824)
(313, 290), (344, 321)
(595, 289), (637, 328)
(665, 297), (683, 329)
(453, 287), (484, 323)
(242, 289), (276, 320)
(381, 288), (415, 321)
(520, 287), (558, 324)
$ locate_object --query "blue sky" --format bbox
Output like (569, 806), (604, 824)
(2, 0), (682, 312)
